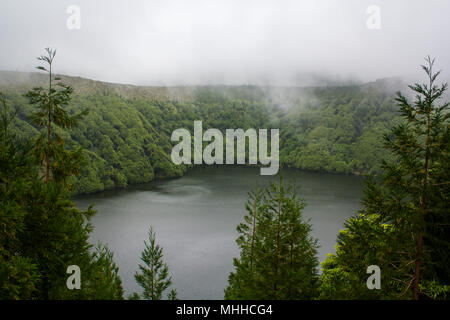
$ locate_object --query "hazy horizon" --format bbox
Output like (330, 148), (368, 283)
(0, 68), (402, 87)
(1, 0), (449, 86)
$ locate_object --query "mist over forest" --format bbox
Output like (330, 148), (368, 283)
(1, 0), (450, 86)
(0, 0), (449, 305)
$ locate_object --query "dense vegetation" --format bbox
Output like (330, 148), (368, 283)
(280, 85), (398, 174)
(318, 57), (450, 300)
(227, 57), (449, 300)
(225, 180), (319, 299)
(1, 49), (447, 301)
(0, 49), (124, 299)
(0, 70), (400, 194)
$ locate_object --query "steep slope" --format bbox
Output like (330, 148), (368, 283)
(0, 71), (400, 194)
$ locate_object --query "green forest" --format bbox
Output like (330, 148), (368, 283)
(0, 67), (399, 194)
(0, 49), (448, 300)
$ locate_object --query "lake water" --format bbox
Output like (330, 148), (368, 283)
(75, 166), (364, 299)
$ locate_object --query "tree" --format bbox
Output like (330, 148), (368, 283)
(0, 91), (95, 299)
(225, 178), (319, 299)
(318, 212), (401, 300)
(224, 190), (264, 299)
(87, 243), (124, 300)
(25, 48), (87, 184)
(0, 92), (41, 299)
(134, 226), (176, 300)
(167, 289), (178, 300)
(389, 56), (449, 299)
(0, 49), (125, 299)
(319, 57), (450, 300)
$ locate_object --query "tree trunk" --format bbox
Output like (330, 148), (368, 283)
(412, 114), (430, 300)
(45, 63), (52, 182)
(250, 200), (257, 271)
(274, 195), (281, 295)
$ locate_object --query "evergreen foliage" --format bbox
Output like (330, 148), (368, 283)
(0, 73), (400, 194)
(133, 226), (176, 300)
(225, 178), (319, 299)
(319, 57), (450, 300)
(0, 49), (124, 299)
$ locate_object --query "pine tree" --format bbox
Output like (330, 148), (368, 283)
(1, 49), (125, 299)
(225, 190), (263, 299)
(225, 178), (319, 299)
(0, 91), (94, 299)
(0, 92), (41, 299)
(87, 243), (124, 300)
(134, 226), (175, 300)
(318, 211), (400, 299)
(167, 289), (178, 300)
(25, 48), (87, 185)
(319, 57), (449, 300)
(386, 56), (449, 299)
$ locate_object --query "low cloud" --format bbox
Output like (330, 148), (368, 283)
(0, 0), (449, 86)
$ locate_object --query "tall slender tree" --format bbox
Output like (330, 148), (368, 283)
(25, 48), (87, 184)
(1, 50), (125, 299)
(390, 56), (449, 299)
(319, 57), (450, 300)
(134, 226), (176, 300)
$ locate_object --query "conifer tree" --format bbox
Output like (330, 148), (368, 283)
(87, 243), (124, 300)
(225, 178), (319, 299)
(382, 56), (449, 299)
(1, 49), (125, 299)
(0, 92), (41, 299)
(25, 48), (87, 184)
(134, 226), (176, 300)
(225, 190), (263, 299)
(319, 57), (449, 300)
(167, 288), (178, 300)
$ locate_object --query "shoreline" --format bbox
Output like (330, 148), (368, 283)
(73, 164), (366, 198)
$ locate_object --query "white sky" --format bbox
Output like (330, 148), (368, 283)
(0, 0), (449, 86)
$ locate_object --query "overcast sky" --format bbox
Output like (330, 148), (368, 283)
(0, 0), (449, 86)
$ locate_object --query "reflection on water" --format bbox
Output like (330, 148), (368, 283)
(75, 166), (363, 299)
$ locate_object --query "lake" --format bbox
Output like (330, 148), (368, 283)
(75, 166), (364, 299)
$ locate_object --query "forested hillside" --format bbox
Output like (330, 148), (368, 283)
(0, 71), (401, 194)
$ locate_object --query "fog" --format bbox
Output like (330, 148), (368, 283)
(0, 0), (449, 86)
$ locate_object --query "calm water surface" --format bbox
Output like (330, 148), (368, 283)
(75, 167), (363, 299)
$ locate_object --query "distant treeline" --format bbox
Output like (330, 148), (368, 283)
(1, 71), (399, 194)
